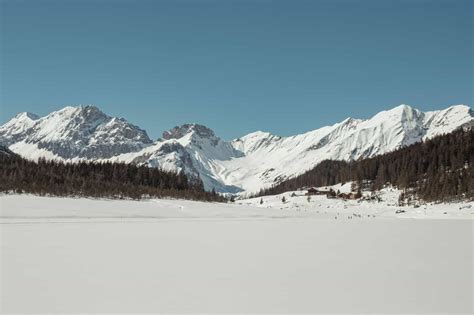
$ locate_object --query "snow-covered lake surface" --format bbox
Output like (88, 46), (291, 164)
(1, 195), (473, 313)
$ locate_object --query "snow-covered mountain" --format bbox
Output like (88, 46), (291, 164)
(0, 105), (152, 159)
(1, 104), (472, 194)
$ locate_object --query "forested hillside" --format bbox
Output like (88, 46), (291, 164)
(0, 153), (225, 202)
(256, 129), (473, 202)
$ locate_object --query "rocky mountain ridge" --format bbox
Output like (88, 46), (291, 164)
(1, 104), (472, 194)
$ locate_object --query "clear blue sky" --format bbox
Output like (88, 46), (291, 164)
(1, 0), (472, 140)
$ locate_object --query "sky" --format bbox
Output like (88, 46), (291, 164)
(1, 0), (472, 140)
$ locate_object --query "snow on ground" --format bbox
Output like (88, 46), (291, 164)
(1, 194), (473, 313)
(240, 186), (474, 220)
(0, 194), (327, 224)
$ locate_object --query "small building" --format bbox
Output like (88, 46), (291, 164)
(326, 189), (337, 199)
(338, 193), (350, 199)
(306, 187), (325, 196)
(348, 193), (358, 200)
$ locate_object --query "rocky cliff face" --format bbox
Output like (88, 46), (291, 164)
(162, 124), (216, 140)
(0, 105), (152, 159)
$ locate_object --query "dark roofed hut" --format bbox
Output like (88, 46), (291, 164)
(307, 187), (327, 196)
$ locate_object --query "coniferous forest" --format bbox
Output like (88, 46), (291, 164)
(0, 150), (225, 202)
(256, 128), (474, 202)
(1, 129), (472, 203)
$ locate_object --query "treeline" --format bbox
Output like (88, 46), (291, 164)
(0, 153), (226, 202)
(256, 128), (474, 202)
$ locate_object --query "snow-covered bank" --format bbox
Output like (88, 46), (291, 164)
(239, 187), (474, 220)
(1, 195), (472, 313)
(1, 192), (472, 224)
(0, 194), (337, 223)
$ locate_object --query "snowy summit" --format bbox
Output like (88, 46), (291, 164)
(1, 104), (472, 194)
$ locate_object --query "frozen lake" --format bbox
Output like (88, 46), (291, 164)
(1, 195), (472, 313)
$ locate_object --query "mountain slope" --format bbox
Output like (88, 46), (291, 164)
(109, 123), (245, 193)
(255, 128), (474, 202)
(1, 105), (152, 159)
(217, 104), (473, 193)
(1, 104), (472, 194)
(109, 104), (472, 194)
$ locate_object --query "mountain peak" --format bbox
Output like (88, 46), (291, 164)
(57, 104), (106, 117)
(79, 104), (102, 113)
(14, 112), (40, 121)
(368, 104), (420, 123)
(441, 104), (472, 114)
(384, 104), (418, 115)
(395, 103), (412, 110)
(162, 123), (215, 140)
(239, 130), (275, 140)
(339, 117), (362, 127)
(1, 104), (152, 159)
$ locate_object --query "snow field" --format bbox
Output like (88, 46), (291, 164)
(1, 195), (472, 313)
